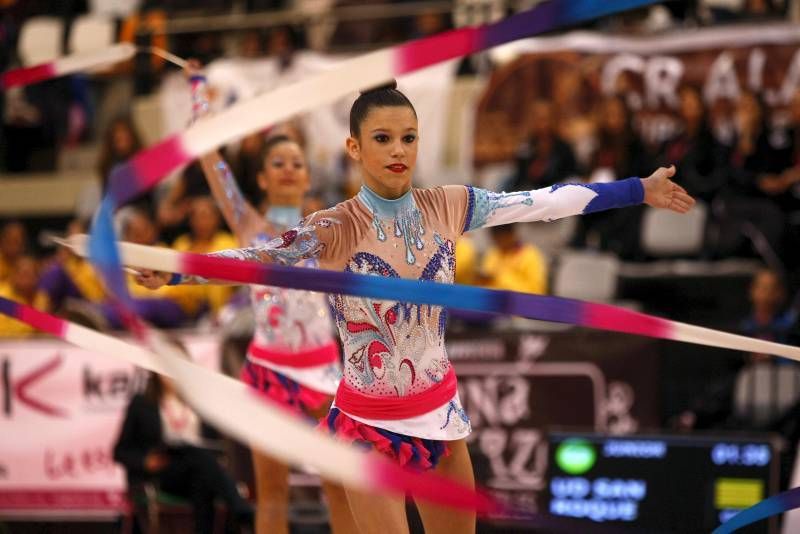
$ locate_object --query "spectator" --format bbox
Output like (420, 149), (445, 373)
(239, 29), (265, 58)
(97, 116), (154, 213)
(39, 219), (106, 313)
(0, 255), (50, 337)
(590, 95), (649, 181)
(156, 162), (213, 242)
(713, 91), (787, 259)
(757, 88), (800, 211)
(508, 100), (578, 192)
(573, 97), (648, 258)
(114, 363), (253, 534)
(661, 86), (722, 201)
(172, 197), (237, 315)
(411, 9), (449, 38)
(266, 25), (302, 71)
(100, 207), (202, 328)
(0, 221), (28, 282)
(675, 268), (798, 432)
(478, 225), (548, 295)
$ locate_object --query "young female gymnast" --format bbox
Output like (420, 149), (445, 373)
(141, 81), (694, 534)
(184, 67), (356, 534)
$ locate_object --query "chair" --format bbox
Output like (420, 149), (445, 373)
(17, 17), (64, 66)
(553, 250), (620, 302)
(89, 0), (142, 17)
(129, 482), (229, 534)
(518, 217), (577, 256)
(69, 15), (116, 55)
(640, 200), (708, 257)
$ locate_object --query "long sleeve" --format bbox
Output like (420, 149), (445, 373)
(169, 208), (349, 287)
(112, 396), (150, 477)
(462, 178), (644, 232)
(190, 74), (262, 236)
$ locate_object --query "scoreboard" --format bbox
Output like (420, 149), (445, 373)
(543, 432), (779, 533)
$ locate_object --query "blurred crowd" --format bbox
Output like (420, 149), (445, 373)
(501, 86), (800, 271)
(2, 0), (800, 335)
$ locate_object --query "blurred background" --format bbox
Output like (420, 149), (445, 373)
(2, 0), (800, 532)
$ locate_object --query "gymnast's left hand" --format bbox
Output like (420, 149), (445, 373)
(641, 165), (695, 214)
(135, 269), (171, 289)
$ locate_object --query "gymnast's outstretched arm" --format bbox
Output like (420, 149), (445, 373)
(136, 210), (341, 289)
(459, 165), (693, 232)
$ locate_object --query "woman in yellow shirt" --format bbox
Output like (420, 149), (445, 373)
(0, 256), (50, 337)
(171, 197), (238, 315)
(479, 224), (548, 295)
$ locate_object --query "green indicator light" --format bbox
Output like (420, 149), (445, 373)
(556, 439), (596, 475)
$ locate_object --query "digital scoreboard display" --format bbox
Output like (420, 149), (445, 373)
(544, 432), (778, 533)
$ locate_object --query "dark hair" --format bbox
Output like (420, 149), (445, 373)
(98, 116), (142, 190)
(261, 134), (294, 162)
(489, 224), (516, 237)
(349, 80), (417, 137)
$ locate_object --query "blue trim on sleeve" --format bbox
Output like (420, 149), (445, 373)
(463, 186), (476, 234)
(166, 273), (183, 286)
(189, 75), (207, 83)
(582, 177), (644, 214)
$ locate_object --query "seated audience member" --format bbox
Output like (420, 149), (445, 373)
(478, 225), (547, 295)
(40, 219), (106, 312)
(100, 208), (203, 328)
(0, 255), (50, 337)
(172, 197), (237, 315)
(676, 268), (799, 432)
(114, 364), (253, 534)
(0, 221), (28, 282)
(507, 100), (578, 192)
(97, 116), (153, 213)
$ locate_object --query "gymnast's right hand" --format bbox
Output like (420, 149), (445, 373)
(136, 269), (172, 289)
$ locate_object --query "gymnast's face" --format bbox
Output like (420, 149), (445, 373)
(347, 106), (418, 199)
(258, 141), (310, 206)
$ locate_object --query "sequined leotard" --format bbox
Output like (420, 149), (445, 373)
(243, 206), (342, 400)
(205, 179), (644, 446)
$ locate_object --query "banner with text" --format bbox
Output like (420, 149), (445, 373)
(0, 335), (220, 514)
(448, 327), (659, 515)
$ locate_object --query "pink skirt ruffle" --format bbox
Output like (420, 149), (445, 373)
(241, 360), (330, 414)
(318, 408), (450, 471)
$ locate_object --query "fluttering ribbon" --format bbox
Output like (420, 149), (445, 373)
(713, 486), (800, 533)
(1, 44), (136, 89)
(63, 235), (800, 362)
(100, 0), (659, 205)
(0, 295), (495, 512)
(56, 0), (661, 515)
(0, 295), (671, 531)
(0, 44), (187, 89)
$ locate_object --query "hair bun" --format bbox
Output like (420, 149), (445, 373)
(359, 79), (398, 95)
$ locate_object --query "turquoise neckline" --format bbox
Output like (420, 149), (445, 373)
(357, 185), (414, 219)
(265, 205), (302, 228)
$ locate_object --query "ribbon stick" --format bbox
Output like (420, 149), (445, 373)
(147, 46), (190, 68)
(0, 43), (137, 89)
(0, 294), (497, 513)
(103, 0), (659, 205)
(63, 235), (800, 362)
